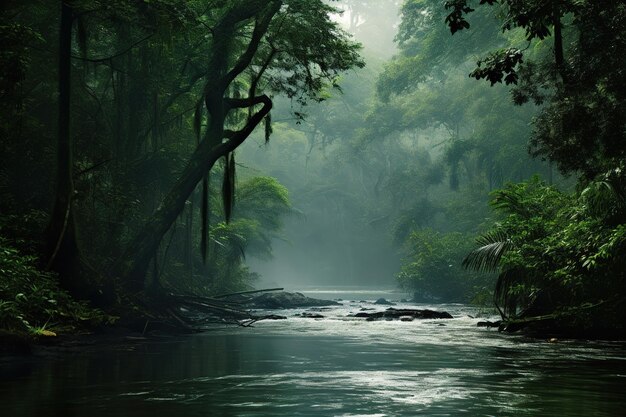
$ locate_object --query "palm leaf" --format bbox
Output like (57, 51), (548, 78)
(581, 178), (626, 218)
(462, 229), (512, 273)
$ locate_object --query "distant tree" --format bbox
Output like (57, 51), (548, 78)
(397, 228), (490, 302)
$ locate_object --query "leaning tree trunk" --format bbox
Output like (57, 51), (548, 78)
(115, 96), (272, 291)
(114, 1), (280, 292)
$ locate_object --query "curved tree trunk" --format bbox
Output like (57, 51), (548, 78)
(116, 96), (272, 291)
(114, 1), (280, 292)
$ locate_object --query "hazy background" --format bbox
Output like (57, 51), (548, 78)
(240, 1), (403, 289)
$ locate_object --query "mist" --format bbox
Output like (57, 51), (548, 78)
(238, 1), (403, 289)
(236, 0), (547, 295)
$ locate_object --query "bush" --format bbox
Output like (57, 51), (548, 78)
(397, 229), (494, 302)
(0, 237), (112, 336)
(465, 174), (626, 335)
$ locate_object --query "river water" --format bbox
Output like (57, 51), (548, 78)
(2, 289), (626, 416)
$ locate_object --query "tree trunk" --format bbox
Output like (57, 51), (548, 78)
(553, 7), (566, 85)
(115, 96), (272, 291)
(114, 1), (280, 292)
(46, 2), (84, 295)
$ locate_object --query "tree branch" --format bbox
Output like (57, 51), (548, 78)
(221, 1), (281, 89)
(224, 95), (270, 110)
(221, 95), (272, 151)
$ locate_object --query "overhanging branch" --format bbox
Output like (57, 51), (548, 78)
(224, 95), (269, 110)
(220, 95), (272, 152)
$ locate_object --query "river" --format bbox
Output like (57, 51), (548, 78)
(2, 289), (625, 416)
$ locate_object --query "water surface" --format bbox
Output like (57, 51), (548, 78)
(2, 289), (625, 416)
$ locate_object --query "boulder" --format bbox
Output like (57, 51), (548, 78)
(374, 298), (395, 305)
(477, 320), (501, 328)
(247, 291), (341, 309)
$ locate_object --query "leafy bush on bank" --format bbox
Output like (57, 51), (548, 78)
(0, 237), (113, 337)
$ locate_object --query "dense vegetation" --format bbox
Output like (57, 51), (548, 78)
(0, 0), (362, 335)
(1, 0), (624, 338)
(448, 0), (626, 335)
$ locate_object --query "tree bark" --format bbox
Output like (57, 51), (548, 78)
(116, 96), (272, 291)
(114, 1), (281, 292)
(553, 7), (566, 85)
(46, 2), (84, 295)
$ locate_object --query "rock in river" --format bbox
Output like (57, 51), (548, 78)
(351, 308), (453, 321)
(299, 312), (325, 319)
(247, 291), (341, 309)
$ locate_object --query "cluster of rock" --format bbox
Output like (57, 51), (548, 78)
(476, 320), (501, 328)
(240, 291), (454, 322)
(350, 308), (453, 321)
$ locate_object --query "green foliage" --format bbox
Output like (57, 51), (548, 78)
(462, 229), (512, 273)
(263, 0), (365, 104)
(397, 229), (494, 302)
(444, 1), (626, 178)
(464, 174), (626, 332)
(469, 48), (524, 85)
(236, 176), (291, 233)
(2, 0), (364, 297)
(160, 175), (292, 294)
(0, 237), (112, 336)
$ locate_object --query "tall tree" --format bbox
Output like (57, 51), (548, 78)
(46, 1), (81, 293)
(114, 0), (363, 291)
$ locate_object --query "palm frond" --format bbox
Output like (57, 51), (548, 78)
(462, 229), (512, 273)
(581, 178), (626, 218)
(491, 188), (528, 216)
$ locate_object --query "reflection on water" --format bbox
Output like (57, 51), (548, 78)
(1, 291), (625, 416)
